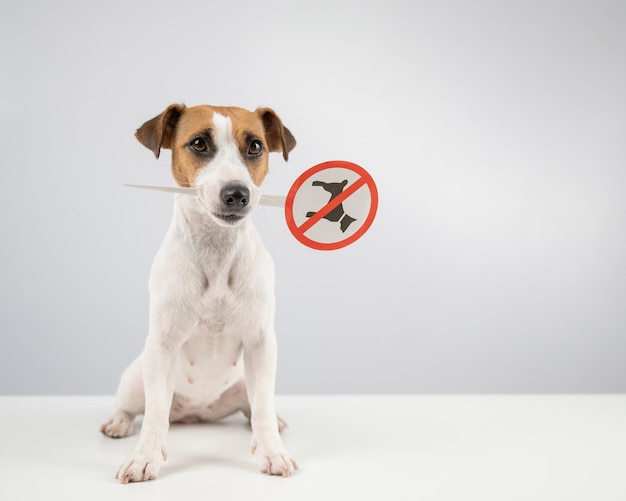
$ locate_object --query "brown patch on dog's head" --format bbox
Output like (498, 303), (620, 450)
(135, 104), (296, 188)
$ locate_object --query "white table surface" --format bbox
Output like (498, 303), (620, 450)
(0, 395), (625, 500)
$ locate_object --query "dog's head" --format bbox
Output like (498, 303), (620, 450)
(135, 104), (296, 226)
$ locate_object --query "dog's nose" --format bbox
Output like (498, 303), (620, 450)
(220, 183), (250, 209)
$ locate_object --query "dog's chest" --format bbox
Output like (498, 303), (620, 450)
(174, 327), (244, 400)
(174, 287), (246, 402)
(197, 264), (248, 328)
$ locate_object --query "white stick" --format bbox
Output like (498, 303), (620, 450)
(123, 184), (286, 208)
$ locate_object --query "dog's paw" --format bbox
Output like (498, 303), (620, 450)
(251, 439), (298, 477)
(277, 415), (289, 433)
(115, 447), (167, 484)
(100, 413), (134, 438)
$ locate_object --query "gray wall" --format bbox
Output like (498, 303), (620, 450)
(1, 0), (625, 394)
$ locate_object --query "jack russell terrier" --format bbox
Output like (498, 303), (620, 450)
(100, 104), (298, 482)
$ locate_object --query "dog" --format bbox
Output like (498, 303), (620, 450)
(100, 104), (298, 483)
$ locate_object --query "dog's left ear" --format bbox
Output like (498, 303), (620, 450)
(136, 104), (186, 159)
(257, 108), (297, 161)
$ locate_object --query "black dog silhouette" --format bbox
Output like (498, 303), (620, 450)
(306, 180), (356, 233)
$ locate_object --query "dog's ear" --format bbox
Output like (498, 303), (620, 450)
(257, 108), (297, 161)
(135, 104), (186, 159)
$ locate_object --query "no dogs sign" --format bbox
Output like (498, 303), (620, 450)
(285, 161), (378, 250)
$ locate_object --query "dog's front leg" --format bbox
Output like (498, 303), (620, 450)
(116, 336), (177, 484)
(244, 330), (298, 477)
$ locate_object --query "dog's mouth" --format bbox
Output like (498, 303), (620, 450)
(195, 183), (260, 227)
(212, 212), (246, 224)
(197, 196), (250, 226)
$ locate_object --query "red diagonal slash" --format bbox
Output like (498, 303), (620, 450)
(296, 175), (368, 236)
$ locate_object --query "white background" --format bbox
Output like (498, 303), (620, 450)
(1, 0), (625, 394)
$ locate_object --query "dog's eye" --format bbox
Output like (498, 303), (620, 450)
(189, 137), (208, 153)
(247, 140), (263, 157)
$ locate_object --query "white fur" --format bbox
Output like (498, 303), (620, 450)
(196, 113), (261, 223)
(100, 112), (297, 482)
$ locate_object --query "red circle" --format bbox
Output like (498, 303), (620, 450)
(285, 160), (378, 250)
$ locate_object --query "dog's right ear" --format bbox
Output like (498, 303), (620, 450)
(135, 104), (186, 159)
(257, 108), (297, 161)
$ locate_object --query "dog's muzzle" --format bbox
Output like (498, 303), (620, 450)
(221, 183), (250, 210)
(208, 182), (252, 224)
